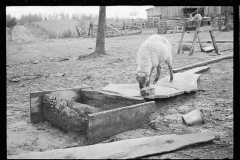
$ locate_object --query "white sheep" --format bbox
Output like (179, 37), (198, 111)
(136, 34), (173, 89)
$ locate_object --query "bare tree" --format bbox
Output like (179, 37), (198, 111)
(77, 14), (89, 35)
(59, 12), (65, 20)
(6, 17), (18, 40)
(88, 14), (97, 36)
(223, 6), (233, 31)
(65, 13), (69, 19)
(115, 12), (119, 22)
(78, 6), (107, 60)
(129, 11), (138, 21)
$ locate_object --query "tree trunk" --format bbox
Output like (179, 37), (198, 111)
(76, 26), (81, 37)
(78, 6), (107, 60)
(10, 26), (13, 41)
(93, 6), (106, 55)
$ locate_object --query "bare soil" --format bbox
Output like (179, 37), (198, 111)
(7, 25), (233, 158)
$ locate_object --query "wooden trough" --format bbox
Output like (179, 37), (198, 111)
(30, 87), (156, 144)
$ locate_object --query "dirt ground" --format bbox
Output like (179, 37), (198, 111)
(7, 25), (233, 158)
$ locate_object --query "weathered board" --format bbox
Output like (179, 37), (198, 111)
(80, 88), (145, 110)
(8, 131), (216, 159)
(156, 73), (200, 93)
(87, 101), (156, 144)
(173, 54), (233, 73)
(30, 87), (91, 123)
(176, 40), (233, 43)
(103, 72), (201, 99)
(181, 66), (210, 74)
(103, 83), (183, 98)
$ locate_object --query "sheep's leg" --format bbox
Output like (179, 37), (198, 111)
(165, 60), (173, 82)
(153, 65), (161, 84)
(147, 66), (155, 87)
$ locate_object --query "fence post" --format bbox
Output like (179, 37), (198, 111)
(218, 15), (222, 31)
(164, 19), (167, 34)
(158, 20), (160, 34)
(144, 21), (146, 29)
(140, 21), (142, 34)
(124, 21), (127, 35)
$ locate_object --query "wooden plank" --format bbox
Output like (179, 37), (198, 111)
(103, 72), (200, 99)
(189, 21), (201, 56)
(173, 54), (233, 73)
(103, 83), (184, 99)
(29, 87), (91, 123)
(209, 30), (220, 55)
(197, 34), (204, 52)
(87, 101), (156, 144)
(177, 23), (186, 54)
(8, 131), (215, 159)
(177, 40), (233, 43)
(156, 73), (200, 94)
(182, 66), (211, 74)
(80, 89), (145, 110)
(203, 46), (215, 52)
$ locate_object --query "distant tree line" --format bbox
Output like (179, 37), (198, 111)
(19, 14), (42, 25)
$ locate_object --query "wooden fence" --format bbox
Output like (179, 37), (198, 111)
(91, 21), (144, 37)
(147, 14), (233, 33)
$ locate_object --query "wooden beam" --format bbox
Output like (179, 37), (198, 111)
(8, 131), (216, 159)
(209, 30), (220, 55)
(173, 54), (233, 73)
(80, 89), (145, 110)
(189, 21), (201, 56)
(177, 23), (186, 54)
(176, 40), (233, 43)
(87, 101), (156, 144)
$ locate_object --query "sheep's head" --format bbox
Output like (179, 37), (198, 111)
(136, 72), (150, 89)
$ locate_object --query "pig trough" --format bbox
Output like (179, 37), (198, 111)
(30, 87), (156, 144)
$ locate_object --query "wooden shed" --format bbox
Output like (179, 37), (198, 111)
(146, 6), (232, 28)
(146, 6), (230, 18)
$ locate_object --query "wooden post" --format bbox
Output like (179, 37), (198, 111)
(189, 21), (201, 56)
(209, 30), (220, 55)
(177, 23), (186, 54)
(140, 22), (142, 33)
(197, 33), (204, 52)
(124, 21), (127, 35)
(218, 15), (222, 31)
(157, 20), (160, 34)
(164, 19), (167, 34)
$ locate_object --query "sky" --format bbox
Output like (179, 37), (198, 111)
(6, 6), (153, 19)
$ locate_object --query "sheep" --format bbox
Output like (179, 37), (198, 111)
(136, 34), (173, 89)
(193, 13), (202, 21)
